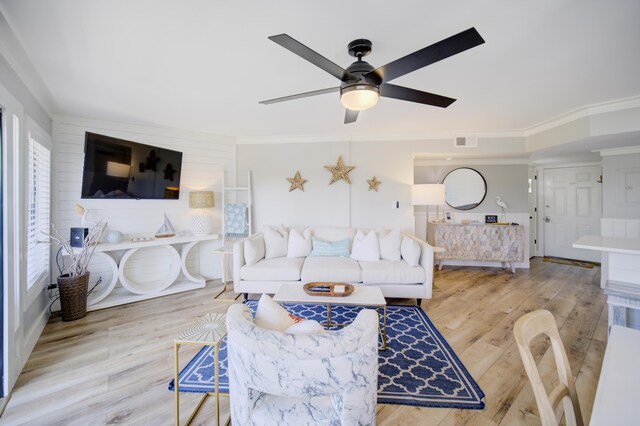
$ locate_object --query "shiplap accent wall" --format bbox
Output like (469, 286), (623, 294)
(51, 115), (236, 281)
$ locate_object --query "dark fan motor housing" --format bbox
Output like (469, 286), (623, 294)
(260, 28), (485, 124)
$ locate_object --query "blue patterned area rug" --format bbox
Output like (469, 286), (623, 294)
(169, 302), (485, 409)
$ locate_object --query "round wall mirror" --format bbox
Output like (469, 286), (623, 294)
(442, 167), (487, 210)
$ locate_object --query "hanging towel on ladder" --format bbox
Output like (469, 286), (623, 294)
(224, 204), (248, 238)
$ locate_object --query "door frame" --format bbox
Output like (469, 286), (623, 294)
(536, 162), (602, 258)
(528, 166), (538, 258)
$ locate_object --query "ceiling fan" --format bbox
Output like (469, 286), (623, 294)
(259, 28), (485, 124)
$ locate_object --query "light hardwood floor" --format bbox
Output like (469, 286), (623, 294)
(1, 258), (605, 425)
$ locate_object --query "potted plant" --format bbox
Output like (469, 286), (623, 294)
(47, 221), (107, 321)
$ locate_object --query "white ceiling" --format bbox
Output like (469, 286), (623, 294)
(1, 0), (639, 139)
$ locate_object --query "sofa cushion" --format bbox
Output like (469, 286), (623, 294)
(255, 294), (296, 331)
(287, 228), (312, 258)
(310, 237), (350, 257)
(401, 236), (421, 267)
(244, 234), (265, 266)
(359, 260), (426, 285)
(350, 230), (380, 261)
(264, 225), (288, 259)
(376, 227), (402, 261)
(240, 257), (305, 281)
(301, 256), (362, 283)
(308, 227), (357, 247)
(285, 320), (325, 335)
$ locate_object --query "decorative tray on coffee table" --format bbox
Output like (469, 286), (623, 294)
(303, 282), (354, 297)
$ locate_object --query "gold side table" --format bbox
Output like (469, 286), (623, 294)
(212, 247), (239, 300)
(174, 313), (228, 426)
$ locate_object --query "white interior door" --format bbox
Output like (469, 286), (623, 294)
(543, 165), (601, 261)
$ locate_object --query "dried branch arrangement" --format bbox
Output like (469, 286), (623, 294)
(46, 221), (107, 277)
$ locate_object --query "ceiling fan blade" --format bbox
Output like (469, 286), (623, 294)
(366, 27), (485, 83)
(269, 34), (350, 81)
(380, 83), (456, 108)
(259, 87), (340, 105)
(344, 109), (359, 124)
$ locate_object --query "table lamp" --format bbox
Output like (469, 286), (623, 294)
(411, 184), (446, 241)
(189, 191), (215, 235)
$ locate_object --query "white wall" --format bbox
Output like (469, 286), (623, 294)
(0, 47), (52, 393)
(414, 163), (529, 214)
(236, 137), (528, 233)
(52, 115), (236, 281)
(602, 152), (640, 220)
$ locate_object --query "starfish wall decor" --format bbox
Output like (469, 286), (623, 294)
(367, 176), (382, 191)
(324, 156), (355, 185)
(287, 171), (307, 192)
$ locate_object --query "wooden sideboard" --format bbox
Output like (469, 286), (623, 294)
(427, 222), (525, 273)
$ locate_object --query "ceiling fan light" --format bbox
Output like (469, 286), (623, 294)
(340, 84), (379, 111)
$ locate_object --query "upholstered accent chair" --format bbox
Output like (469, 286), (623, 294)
(226, 304), (379, 425)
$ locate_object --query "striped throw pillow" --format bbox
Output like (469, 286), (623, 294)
(309, 237), (350, 257)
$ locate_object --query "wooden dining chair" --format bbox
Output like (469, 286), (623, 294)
(513, 309), (584, 426)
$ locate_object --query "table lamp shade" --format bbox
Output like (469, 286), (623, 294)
(189, 191), (215, 209)
(411, 184), (446, 206)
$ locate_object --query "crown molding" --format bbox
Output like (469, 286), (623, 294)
(414, 158), (530, 166)
(236, 130), (526, 145)
(593, 145), (640, 156)
(524, 95), (640, 137)
(237, 96), (640, 145)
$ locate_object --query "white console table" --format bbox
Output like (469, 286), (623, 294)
(428, 222), (524, 273)
(80, 234), (219, 311)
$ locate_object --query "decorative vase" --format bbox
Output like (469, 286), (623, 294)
(57, 272), (90, 321)
(106, 230), (123, 243)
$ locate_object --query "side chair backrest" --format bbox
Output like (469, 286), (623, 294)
(513, 309), (584, 426)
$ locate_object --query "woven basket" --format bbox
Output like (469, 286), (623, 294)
(57, 272), (90, 321)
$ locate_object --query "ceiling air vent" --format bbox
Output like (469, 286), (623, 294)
(453, 136), (478, 148)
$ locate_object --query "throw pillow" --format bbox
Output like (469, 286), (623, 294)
(350, 230), (380, 261)
(309, 237), (350, 257)
(244, 234), (265, 266)
(287, 228), (312, 258)
(264, 224), (288, 259)
(401, 236), (421, 267)
(254, 294), (296, 331)
(376, 227), (402, 261)
(285, 320), (325, 335)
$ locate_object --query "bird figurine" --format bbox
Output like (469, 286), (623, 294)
(495, 197), (508, 222)
(74, 203), (100, 229)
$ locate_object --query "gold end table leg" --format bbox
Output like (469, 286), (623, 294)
(377, 306), (388, 351)
(174, 342), (180, 425)
(383, 305), (388, 350)
(185, 394), (210, 425)
(215, 342), (220, 426)
(213, 254), (228, 299)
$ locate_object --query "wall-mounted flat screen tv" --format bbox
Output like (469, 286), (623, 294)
(81, 132), (183, 200)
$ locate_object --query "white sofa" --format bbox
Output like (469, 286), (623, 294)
(226, 303), (379, 425)
(233, 227), (434, 302)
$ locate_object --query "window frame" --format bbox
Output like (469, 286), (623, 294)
(24, 117), (51, 306)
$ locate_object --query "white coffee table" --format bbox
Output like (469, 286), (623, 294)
(273, 284), (388, 350)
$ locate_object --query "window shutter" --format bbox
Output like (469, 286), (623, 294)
(26, 136), (51, 289)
